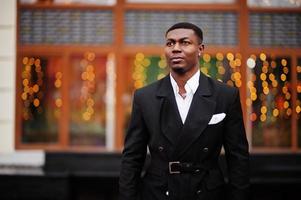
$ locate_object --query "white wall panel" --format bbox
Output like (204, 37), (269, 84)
(0, 122), (14, 152)
(0, 0), (16, 26)
(0, 91), (14, 121)
(0, 61), (15, 89)
(0, 29), (15, 58)
(0, 0), (16, 152)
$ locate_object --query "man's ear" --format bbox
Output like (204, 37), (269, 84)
(198, 44), (204, 56)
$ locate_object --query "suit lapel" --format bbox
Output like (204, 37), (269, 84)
(172, 73), (216, 160)
(156, 75), (183, 145)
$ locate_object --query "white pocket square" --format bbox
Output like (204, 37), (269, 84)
(208, 113), (226, 125)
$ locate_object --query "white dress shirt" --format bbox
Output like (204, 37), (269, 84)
(170, 70), (200, 124)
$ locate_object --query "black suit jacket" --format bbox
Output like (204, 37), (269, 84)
(119, 72), (250, 200)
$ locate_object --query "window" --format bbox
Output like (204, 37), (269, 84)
(246, 55), (292, 147)
(68, 54), (107, 146)
(17, 0), (301, 152)
(17, 53), (114, 149)
(20, 56), (61, 144)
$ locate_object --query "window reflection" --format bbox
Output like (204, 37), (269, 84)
(21, 56), (61, 143)
(247, 54), (291, 147)
(69, 53), (107, 146)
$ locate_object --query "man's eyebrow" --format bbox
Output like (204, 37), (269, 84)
(166, 37), (190, 41)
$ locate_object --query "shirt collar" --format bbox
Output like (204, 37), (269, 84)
(170, 70), (200, 95)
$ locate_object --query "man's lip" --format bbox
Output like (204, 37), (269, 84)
(171, 57), (184, 62)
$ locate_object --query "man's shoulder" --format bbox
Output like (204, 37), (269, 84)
(206, 75), (238, 96)
(135, 75), (167, 96)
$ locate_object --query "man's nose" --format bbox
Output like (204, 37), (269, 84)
(172, 42), (181, 52)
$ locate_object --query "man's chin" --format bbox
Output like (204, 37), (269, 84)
(171, 66), (186, 74)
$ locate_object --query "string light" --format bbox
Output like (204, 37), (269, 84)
(273, 109), (279, 117)
(297, 66), (301, 73)
(260, 53), (266, 61)
(297, 84), (301, 93)
(246, 98), (252, 107)
(281, 59), (287, 66)
(158, 59), (167, 69)
(246, 54), (295, 132)
(133, 52), (147, 89)
(261, 106), (267, 114)
(247, 57), (256, 69)
(227, 80), (234, 87)
(260, 114), (267, 122)
(203, 54), (211, 63)
(283, 67), (289, 74)
(80, 52), (96, 121)
(286, 108), (292, 116)
(55, 98), (63, 108)
(280, 74), (286, 81)
(263, 87), (269, 95)
(21, 57), (45, 120)
(260, 73), (267, 81)
(218, 66), (225, 75)
(201, 67), (208, 75)
(250, 113), (257, 121)
(216, 53), (223, 61)
(157, 73), (165, 80)
(296, 106), (301, 114)
(226, 53), (234, 61)
(271, 61), (277, 68)
(262, 66), (268, 73)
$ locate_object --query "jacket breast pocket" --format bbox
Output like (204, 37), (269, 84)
(207, 119), (224, 128)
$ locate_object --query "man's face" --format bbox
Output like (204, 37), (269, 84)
(165, 28), (203, 74)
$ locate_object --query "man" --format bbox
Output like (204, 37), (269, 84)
(119, 22), (250, 200)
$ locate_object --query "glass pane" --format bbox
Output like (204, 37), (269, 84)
(20, 9), (114, 45)
(125, 11), (238, 46)
(297, 58), (301, 148)
(131, 54), (169, 89)
(123, 52), (241, 134)
(246, 54), (291, 147)
(69, 52), (107, 146)
(21, 56), (62, 143)
(122, 54), (169, 131)
(129, 52), (242, 90)
(200, 52), (242, 88)
(248, 0), (301, 7)
(249, 13), (301, 47)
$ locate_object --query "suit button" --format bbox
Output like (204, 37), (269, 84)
(158, 146), (164, 152)
(185, 163), (191, 167)
(165, 191), (169, 196)
(203, 147), (209, 152)
(196, 189), (202, 194)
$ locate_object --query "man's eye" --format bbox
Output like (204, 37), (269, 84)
(181, 41), (190, 45)
(166, 41), (174, 47)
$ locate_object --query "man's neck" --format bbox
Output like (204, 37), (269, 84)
(170, 67), (199, 88)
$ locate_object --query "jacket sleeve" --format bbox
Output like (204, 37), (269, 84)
(119, 91), (149, 200)
(223, 88), (250, 200)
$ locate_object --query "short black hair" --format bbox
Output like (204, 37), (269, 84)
(165, 22), (203, 43)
